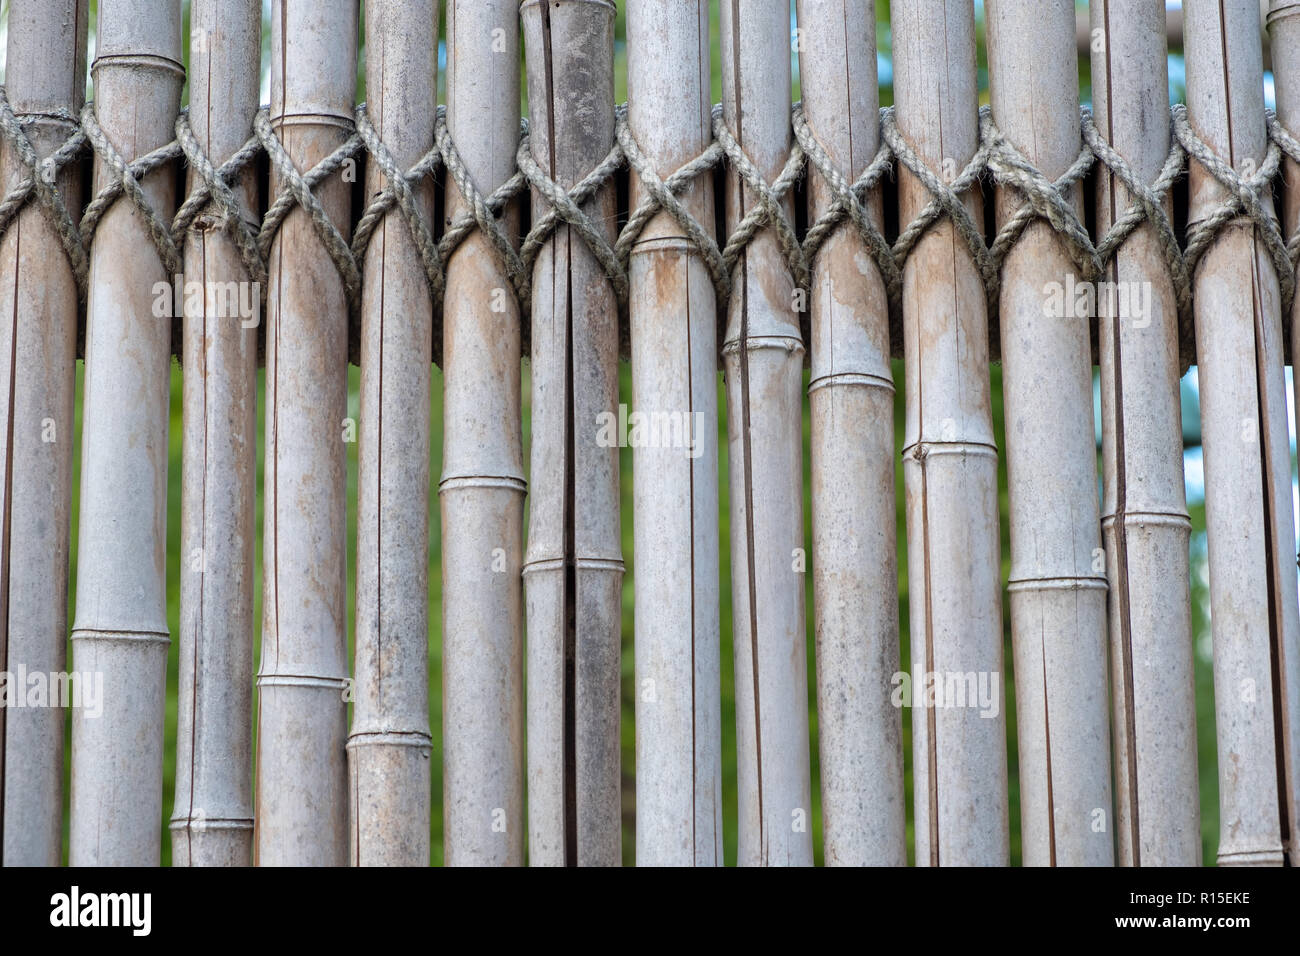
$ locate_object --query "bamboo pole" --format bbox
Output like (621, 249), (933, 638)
(347, 0), (436, 868)
(441, 0), (526, 867)
(890, 0), (1009, 867)
(169, 0), (260, 870)
(256, 0), (357, 867)
(0, 0), (87, 867)
(719, 0), (814, 868)
(1266, 0), (1300, 870)
(985, 0), (1114, 867)
(68, 0), (182, 868)
(1186, 0), (1300, 867)
(520, 0), (623, 868)
(796, 0), (904, 867)
(625, 0), (723, 867)
(1090, 0), (1201, 867)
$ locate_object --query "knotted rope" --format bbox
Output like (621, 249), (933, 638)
(0, 87), (89, 291)
(6, 77), (1300, 372)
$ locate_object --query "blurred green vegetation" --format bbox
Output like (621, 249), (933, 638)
(5, 0), (1221, 865)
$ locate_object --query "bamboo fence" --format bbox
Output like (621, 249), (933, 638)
(0, 0), (1295, 868)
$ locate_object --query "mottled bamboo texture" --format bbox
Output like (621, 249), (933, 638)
(626, 0), (723, 867)
(348, 0), (436, 868)
(521, 0), (623, 868)
(256, 0), (356, 866)
(720, 0), (813, 867)
(0, 0), (86, 867)
(441, 0), (526, 867)
(892, 0), (1009, 867)
(1090, 0), (1200, 867)
(1187, 0), (1300, 867)
(69, 0), (181, 867)
(798, 0), (905, 867)
(986, 0), (1114, 866)
(1267, 0), (1300, 869)
(170, 0), (260, 869)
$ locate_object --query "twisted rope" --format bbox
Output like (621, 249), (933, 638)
(8, 80), (1300, 371)
(1267, 110), (1300, 273)
(352, 102), (444, 307)
(711, 103), (810, 297)
(434, 107), (530, 302)
(794, 101), (901, 308)
(981, 107), (1100, 294)
(172, 112), (266, 288)
(1173, 103), (1295, 315)
(614, 106), (731, 302)
(254, 108), (365, 319)
(79, 101), (183, 279)
(880, 105), (996, 296)
(0, 87), (89, 292)
(1081, 105), (1195, 368)
(516, 123), (628, 307)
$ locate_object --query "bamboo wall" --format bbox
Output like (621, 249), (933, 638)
(0, 0), (1297, 867)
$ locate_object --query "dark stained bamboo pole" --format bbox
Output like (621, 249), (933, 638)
(520, 0), (624, 867)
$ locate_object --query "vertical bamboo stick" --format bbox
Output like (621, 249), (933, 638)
(985, 0), (1114, 867)
(1186, 0), (1300, 867)
(256, 0), (357, 867)
(169, 0), (260, 870)
(0, 0), (87, 867)
(797, 0), (904, 867)
(625, 0), (723, 867)
(720, 0), (814, 868)
(347, 0), (436, 867)
(521, 0), (623, 868)
(1090, 0), (1201, 867)
(891, 0), (1009, 867)
(1267, 0), (1300, 867)
(68, 0), (182, 868)
(441, 0), (526, 867)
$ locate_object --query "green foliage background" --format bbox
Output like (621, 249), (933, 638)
(0, 0), (1227, 865)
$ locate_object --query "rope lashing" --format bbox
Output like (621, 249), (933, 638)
(352, 103), (445, 307)
(254, 107), (366, 320)
(1174, 103), (1295, 317)
(173, 112), (267, 289)
(79, 101), (184, 280)
(0, 86), (89, 292)
(614, 105), (731, 303)
(516, 120), (629, 307)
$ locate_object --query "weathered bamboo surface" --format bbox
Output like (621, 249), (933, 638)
(441, 0), (527, 868)
(1266, 0), (1300, 871)
(798, 0), (905, 867)
(626, 0), (723, 867)
(892, 0), (1009, 868)
(0, 0), (86, 867)
(720, 0), (814, 867)
(521, 0), (624, 867)
(69, 0), (182, 868)
(1090, 0), (1201, 867)
(348, 0), (436, 868)
(1186, 0), (1300, 867)
(986, 0), (1113, 867)
(256, 0), (357, 867)
(170, 0), (260, 870)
